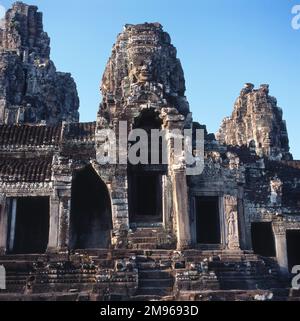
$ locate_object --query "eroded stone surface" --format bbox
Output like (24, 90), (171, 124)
(0, 2), (79, 125)
(0, 4), (300, 302)
(99, 22), (190, 125)
(217, 83), (292, 160)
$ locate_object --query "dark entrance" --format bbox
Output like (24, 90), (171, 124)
(196, 196), (221, 244)
(70, 166), (112, 249)
(129, 172), (163, 223)
(8, 197), (49, 254)
(286, 230), (300, 272)
(251, 222), (276, 257)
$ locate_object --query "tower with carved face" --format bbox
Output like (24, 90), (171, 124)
(96, 23), (192, 249)
(98, 23), (190, 128)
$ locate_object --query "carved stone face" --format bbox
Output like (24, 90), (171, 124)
(131, 61), (153, 84)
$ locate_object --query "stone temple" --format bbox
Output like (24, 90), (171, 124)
(0, 2), (300, 301)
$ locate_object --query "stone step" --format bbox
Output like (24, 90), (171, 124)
(131, 244), (158, 250)
(136, 255), (173, 262)
(0, 254), (47, 261)
(217, 274), (279, 280)
(139, 278), (174, 288)
(136, 287), (173, 296)
(184, 255), (261, 263)
(130, 295), (163, 301)
(139, 270), (173, 279)
(137, 262), (172, 270)
(129, 237), (159, 244)
(214, 271), (278, 278)
(6, 275), (29, 279)
(218, 278), (282, 290)
(130, 229), (165, 238)
(177, 289), (272, 301)
(208, 262), (267, 269)
(129, 294), (175, 301)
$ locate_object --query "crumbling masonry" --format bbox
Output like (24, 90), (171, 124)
(0, 3), (300, 301)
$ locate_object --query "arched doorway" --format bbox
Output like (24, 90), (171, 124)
(70, 165), (112, 249)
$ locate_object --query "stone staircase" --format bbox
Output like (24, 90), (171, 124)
(128, 227), (175, 250)
(0, 246), (297, 301)
(182, 250), (288, 291)
(131, 252), (175, 300)
(210, 259), (282, 290)
(0, 255), (46, 293)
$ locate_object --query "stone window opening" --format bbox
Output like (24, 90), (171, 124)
(251, 222), (276, 257)
(286, 230), (300, 272)
(132, 109), (165, 165)
(128, 171), (163, 224)
(128, 109), (166, 225)
(6, 197), (50, 254)
(195, 196), (221, 245)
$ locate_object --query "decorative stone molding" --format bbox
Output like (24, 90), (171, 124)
(0, 182), (53, 193)
(273, 221), (286, 236)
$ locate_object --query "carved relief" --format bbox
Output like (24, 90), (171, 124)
(224, 195), (240, 250)
(227, 211), (239, 249)
(217, 84), (292, 160)
(270, 177), (283, 206)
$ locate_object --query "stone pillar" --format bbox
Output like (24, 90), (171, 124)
(237, 185), (248, 250)
(172, 168), (191, 249)
(224, 195), (240, 250)
(92, 163), (129, 249)
(162, 175), (173, 231)
(161, 108), (191, 250)
(273, 221), (288, 274)
(0, 194), (8, 255)
(51, 155), (73, 253)
(110, 166), (129, 231)
(47, 194), (60, 253)
(57, 193), (71, 252)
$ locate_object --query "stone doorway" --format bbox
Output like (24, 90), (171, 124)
(129, 171), (163, 224)
(286, 230), (300, 272)
(7, 197), (50, 254)
(195, 196), (221, 245)
(251, 222), (276, 257)
(70, 166), (112, 249)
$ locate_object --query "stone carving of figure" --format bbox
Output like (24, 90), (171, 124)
(270, 177), (282, 206)
(227, 211), (239, 249)
(228, 212), (236, 238)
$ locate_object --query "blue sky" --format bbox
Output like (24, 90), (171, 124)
(1, 0), (300, 159)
